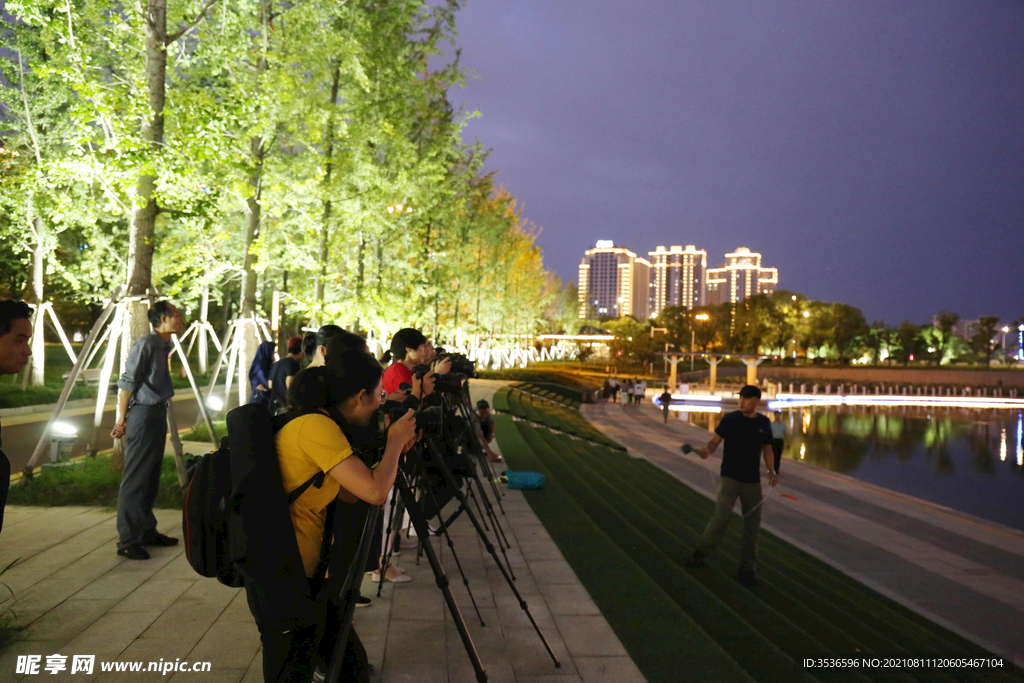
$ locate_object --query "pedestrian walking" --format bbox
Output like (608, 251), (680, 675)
(609, 377), (619, 403)
(770, 411), (788, 473)
(110, 301), (184, 560)
(658, 386), (673, 423)
(621, 379), (631, 406)
(685, 385), (778, 586)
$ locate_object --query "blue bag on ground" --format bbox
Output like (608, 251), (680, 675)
(504, 470), (546, 490)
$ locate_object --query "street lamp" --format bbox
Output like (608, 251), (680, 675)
(691, 312), (710, 371)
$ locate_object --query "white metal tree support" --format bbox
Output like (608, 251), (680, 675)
(24, 286), (125, 474)
(19, 301), (79, 389)
(25, 286), (219, 476)
(200, 316), (273, 414)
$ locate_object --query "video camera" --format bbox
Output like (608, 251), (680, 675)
(383, 401), (445, 432)
(412, 363), (468, 394)
(437, 352), (476, 378)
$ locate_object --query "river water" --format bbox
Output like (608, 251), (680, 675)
(673, 403), (1024, 531)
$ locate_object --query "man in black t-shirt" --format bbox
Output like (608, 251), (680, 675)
(685, 385), (777, 586)
(268, 336), (304, 414)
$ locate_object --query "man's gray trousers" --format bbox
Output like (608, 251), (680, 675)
(116, 403), (168, 550)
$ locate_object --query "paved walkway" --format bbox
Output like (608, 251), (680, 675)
(582, 399), (1024, 668)
(0, 381), (645, 682)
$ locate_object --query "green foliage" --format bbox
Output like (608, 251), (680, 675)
(0, 0), (565, 359)
(7, 454), (186, 509)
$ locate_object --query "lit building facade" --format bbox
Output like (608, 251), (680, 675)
(578, 241), (651, 320)
(648, 245), (707, 317)
(706, 247), (778, 306)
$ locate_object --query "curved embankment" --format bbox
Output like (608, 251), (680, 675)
(494, 384), (1024, 683)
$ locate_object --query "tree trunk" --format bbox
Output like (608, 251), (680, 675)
(118, 0), (167, 470)
(316, 65), (342, 316)
(28, 219), (46, 387)
(241, 145), (262, 402)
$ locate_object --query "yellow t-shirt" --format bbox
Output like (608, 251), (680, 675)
(276, 412), (353, 577)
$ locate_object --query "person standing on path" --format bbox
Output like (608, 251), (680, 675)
(269, 336), (305, 415)
(638, 378), (648, 404)
(110, 301), (184, 560)
(0, 300), (33, 536)
(685, 385), (778, 586)
(609, 377), (619, 403)
(621, 379), (632, 407)
(770, 411), (788, 473)
(658, 386), (673, 423)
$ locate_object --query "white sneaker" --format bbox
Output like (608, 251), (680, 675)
(371, 565), (412, 583)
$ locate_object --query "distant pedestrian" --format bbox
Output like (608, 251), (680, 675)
(639, 379), (648, 403)
(0, 299), (33, 536)
(247, 340), (276, 407)
(685, 385), (777, 586)
(621, 379), (631, 406)
(268, 336), (304, 415)
(659, 386), (673, 423)
(110, 301), (184, 560)
(609, 377), (620, 402)
(770, 411), (788, 473)
(602, 379), (611, 402)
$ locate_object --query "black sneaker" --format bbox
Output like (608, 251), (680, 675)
(355, 596), (371, 608)
(117, 544), (150, 561)
(737, 567), (759, 586)
(684, 550), (707, 568)
(142, 533), (179, 547)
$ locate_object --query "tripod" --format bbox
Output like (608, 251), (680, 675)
(327, 469), (489, 683)
(406, 423), (562, 669)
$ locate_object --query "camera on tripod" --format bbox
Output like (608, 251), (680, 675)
(437, 352), (476, 377)
(383, 401), (445, 432)
(412, 363), (468, 394)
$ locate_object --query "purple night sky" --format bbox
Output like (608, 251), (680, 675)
(444, 0), (1024, 325)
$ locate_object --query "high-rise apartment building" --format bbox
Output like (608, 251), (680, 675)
(578, 241), (651, 320)
(706, 247), (778, 306)
(647, 245), (707, 317)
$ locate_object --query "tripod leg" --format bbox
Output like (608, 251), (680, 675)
(395, 473), (489, 683)
(376, 486), (401, 598)
(416, 467), (486, 627)
(325, 507), (379, 683)
(467, 478), (492, 533)
(470, 472), (514, 559)
(424, 437), (560, 668)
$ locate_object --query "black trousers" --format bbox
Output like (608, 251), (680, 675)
(117, 403), (167, 550)
(771, 439), (784, 472)
(260, 580), (369, 683)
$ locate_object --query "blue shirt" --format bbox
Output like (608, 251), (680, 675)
(117, 332), (174, 405)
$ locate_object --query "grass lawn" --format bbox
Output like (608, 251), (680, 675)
(7, 453), (187, 510)
(495, 383), (1024, 683)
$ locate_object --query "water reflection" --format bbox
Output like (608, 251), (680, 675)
(675, 402), (1024, 530)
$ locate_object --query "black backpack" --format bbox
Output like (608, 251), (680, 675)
(182, 404), (327, 630)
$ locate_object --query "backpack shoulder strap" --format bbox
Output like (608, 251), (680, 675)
(275, 407), (333, 507)
(286, 472), (326, 506)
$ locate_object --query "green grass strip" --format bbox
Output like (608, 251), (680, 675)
(551, 435), (925, 683)
(515, 424), (834, 683)
(584, 449), (1020, 682)
(625, 457), (1013, 674)
(492, 386), (511, 413)
(495, 415), (755, 683)
(8, 453), (186, 510)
